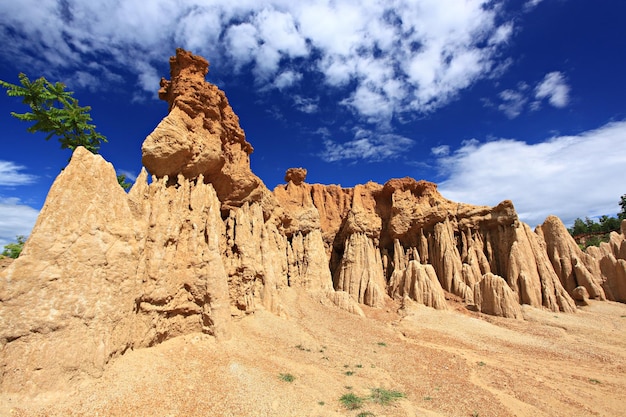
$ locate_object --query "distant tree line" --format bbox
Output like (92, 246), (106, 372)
(568, 194), (626, 248)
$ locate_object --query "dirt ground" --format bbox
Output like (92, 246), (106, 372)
(2, 288), (626, 417)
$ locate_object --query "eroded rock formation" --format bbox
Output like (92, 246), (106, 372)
(2, 48), (625, 393)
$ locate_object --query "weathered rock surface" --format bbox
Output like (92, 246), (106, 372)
(284, 167), (307, 185)
(142, 48), (273, 214)
(572, 286), (590, 305)
(2, 49), (623, 394)
(586, 220), (626, 302)
(473, 273), (523, 319)
(538, 215), (606, 300)
(0, 148), (232, 393)
(0, 148), (140, 392)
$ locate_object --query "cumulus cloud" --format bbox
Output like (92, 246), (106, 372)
(0, 161), (36, 186)
(320, 130), (414, 162)
(535, 71), (570, 108)
(0, 0), (515, 125)
(273, 70), (302, 90)
(493, 74), (570, 118)
(0, 197), (39, 247)
(437, 121), (626, 227)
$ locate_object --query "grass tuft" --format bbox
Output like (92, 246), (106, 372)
(278, 373), (295, 382)
(339, 393), (364, 410)
(369, 388), (406, 405)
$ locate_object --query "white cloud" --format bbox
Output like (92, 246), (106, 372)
(0, 161), (36, 186)
(224, 23), (259, 69)
(431, 145), (450, 156)
(498, 89), (528, 119)
(535, 71), (570, 108)
(493, 73), (569, 118)
(118, 169), (139, 183)
(292, 95), (319, 113)
(274, 70), (302, 90)
(0, 0), (516, 124)
(437, 120), (626, 227)
(0, 197), (39, 247)
(524, 0), (544, 11)
(320, 130), (414, 162)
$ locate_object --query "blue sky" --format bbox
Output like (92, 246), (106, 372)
(1, 0), (625, 247)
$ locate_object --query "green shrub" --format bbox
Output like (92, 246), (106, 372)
(2, 235), (26, 259)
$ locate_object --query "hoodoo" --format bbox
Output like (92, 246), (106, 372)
(1, 49), (625, 393)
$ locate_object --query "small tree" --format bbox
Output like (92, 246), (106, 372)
(117, 174), (132, 191)
(2, 235), (26, 259)
(619, 194), (626, 221)
(0, 73), (107, 153)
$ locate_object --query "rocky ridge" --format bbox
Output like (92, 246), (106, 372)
(1, 49), (625, 393)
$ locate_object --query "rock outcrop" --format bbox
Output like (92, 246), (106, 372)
(473, 273), (523, 319)
(0, 148), (232, 393)
(2, 48), (624, 393)
(538, 216), (606, 300)
(142, 48), (273, 215)
(584, 220), (626, 302)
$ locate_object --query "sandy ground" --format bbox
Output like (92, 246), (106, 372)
(2, 287), (626, 417)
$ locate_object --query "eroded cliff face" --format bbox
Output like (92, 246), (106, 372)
(2, 49), (625, 393)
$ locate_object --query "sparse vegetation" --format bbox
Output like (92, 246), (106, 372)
(589, 378), (601, 385)
(318, 401), (325, 406)
(2, 235), (26, 259)
(369, 388), (406, 405)
(357, 412), (375, 417)
(345, 370), (355, 376)
(117, 174), (132, 191)
(355, 364), (363, 368)
(423, 396), (432, 401)
(377, 342), (387, 347)
(278, 373), (295, 382)
(568, 195), (626, 248)
(340, 393), (363, 410)
(477, 361), (486, 367)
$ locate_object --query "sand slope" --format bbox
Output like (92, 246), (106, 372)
(3, 290), (626, 417)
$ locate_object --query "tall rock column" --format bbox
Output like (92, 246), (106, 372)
(331, 184), (387, 307)
(141, 48), (273, 214)
(334, 232), (387, 307)
(538, 216), (606, 300)
(132, 173), (232, 343)
(0, 149), (141, 392)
